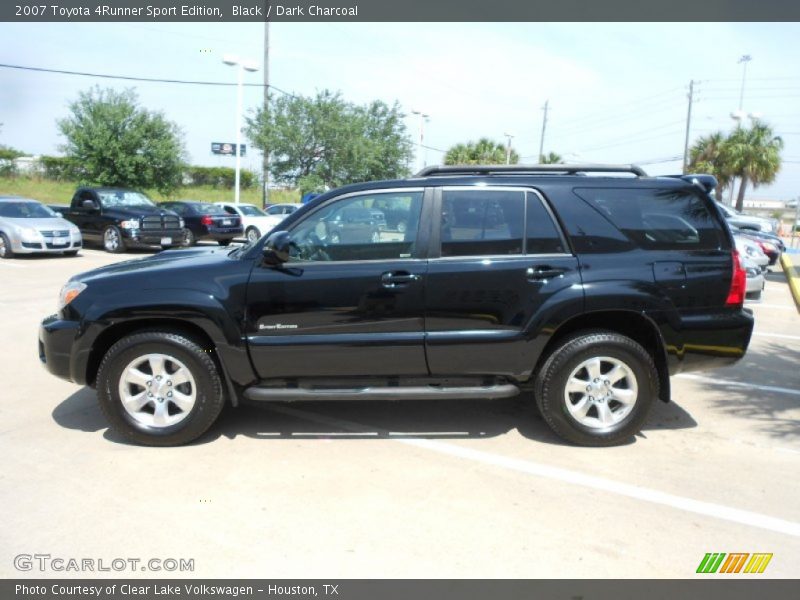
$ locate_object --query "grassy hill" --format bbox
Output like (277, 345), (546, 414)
(0, 177), (300, 206)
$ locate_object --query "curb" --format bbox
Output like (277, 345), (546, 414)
(780, 253), (800, 312)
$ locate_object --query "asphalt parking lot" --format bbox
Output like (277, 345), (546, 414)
(0, 246), (798, 578)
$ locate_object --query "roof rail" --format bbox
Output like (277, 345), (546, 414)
(413, 163), (648, 178)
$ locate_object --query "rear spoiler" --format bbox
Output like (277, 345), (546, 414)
(665, 174), (717, 194)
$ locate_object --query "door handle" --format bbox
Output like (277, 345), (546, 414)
(526, 266), (565, 281)
(381, 271), (420, 287)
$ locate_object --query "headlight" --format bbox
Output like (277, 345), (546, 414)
(20, 227), (43, 242)
(119, 219), (139, 229)
(58, 281), (87, 310)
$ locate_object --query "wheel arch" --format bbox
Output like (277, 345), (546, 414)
(534, 310), (670, 402)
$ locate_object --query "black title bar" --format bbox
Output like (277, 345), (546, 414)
(4, 0), (800, 22)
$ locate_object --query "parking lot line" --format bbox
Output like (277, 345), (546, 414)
(751, 332), (800, 341)
(749, 303), (799, 310)
(268, 405), (800, 538)
(675, 373), (800, 397)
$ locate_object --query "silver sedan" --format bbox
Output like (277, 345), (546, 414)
(0, 196), (82, 258)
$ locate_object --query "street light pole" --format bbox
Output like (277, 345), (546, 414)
(223, 55), (258, 204)
(538, 100), (549, 162)
(729, 55), (752, 206)
(682, 80), (695, 175)
(262, 22), (270, 208)
(738, 54), (752, 112)
(504, 133), (514, 165)
(411, 110), (429, 172)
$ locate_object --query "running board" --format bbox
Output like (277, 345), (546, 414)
(243, 383), (520, 402)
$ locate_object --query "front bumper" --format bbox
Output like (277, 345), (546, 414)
(39, 314), (81, 383)
(12, 236), (82, 254)
(121, 228), (185, 247)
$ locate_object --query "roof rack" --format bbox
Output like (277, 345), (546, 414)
(413, 163), (648, 178)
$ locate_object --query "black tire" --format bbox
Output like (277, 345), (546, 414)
(0, 233), (14, 259)
(218, 239), (232, 247)
(103, 226), (126, 253)
(182, 228), (196, 247)
(96, 331), (226, 446)
(246, 227), (261, 243)
(534, 330), (658, 447)
(63, 250), (79, 257)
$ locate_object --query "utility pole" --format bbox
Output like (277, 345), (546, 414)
(538, 100), (549, 162)
(504, 133), (514, 164)
(411, 110), (429, 172)
(262, 22), (270, 207)
(682, 80), (695, 175)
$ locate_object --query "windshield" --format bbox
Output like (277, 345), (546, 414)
(0, 201), (57, 218)
(97, 191), (155, 208)
(238, 204), (266, 216)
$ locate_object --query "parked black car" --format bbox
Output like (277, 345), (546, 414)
(159, 201), (243, 246)
(40, 164), (753, 447)
(53, 188), (184, 253)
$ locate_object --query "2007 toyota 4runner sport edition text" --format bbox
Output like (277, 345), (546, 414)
(39, 165), (754, 447)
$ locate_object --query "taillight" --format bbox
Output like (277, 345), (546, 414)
(200, 215), (213, 226)
(725, 250), (747, 307)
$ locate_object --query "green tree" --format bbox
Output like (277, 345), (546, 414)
(58, 87), (186, 194)
(246, 90), (413, 193)
(726, 121), (783, 212)
(539, 151), (563, 164)
(444, 138), (519, 165)
(688, 132), (733, 199)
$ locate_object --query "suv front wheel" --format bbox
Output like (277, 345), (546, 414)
(96, 331), (226, 446)
(534, 331), (658, 447)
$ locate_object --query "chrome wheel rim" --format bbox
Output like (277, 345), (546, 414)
(397, 220), (407, 233)
(247, 228), (260, 243)
(104, 228), (119, 251)
(563, 356), (638, 429)
(330, 233), (340, 244)
(118, 353), (197, 428)
(0, 237), (6, 257)
(183, 229), (193, 246)
(371, 231), (380, 243)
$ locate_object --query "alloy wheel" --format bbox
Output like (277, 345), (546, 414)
(563, 356), (638, 429)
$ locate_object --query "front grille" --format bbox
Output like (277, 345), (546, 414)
(141, 216), (181, 231)
(22, 242), (42, 249)
(40, 230), (70, 238)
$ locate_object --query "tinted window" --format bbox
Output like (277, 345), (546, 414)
(288, 191), (423, 262)
(441, 190), (524, 257)
(192, 203), (227, 215)
(573, 188), (722, 250)
(0, 201), (55, 218)
(161, 203), (187, 216)
(526, 194), (565, 254)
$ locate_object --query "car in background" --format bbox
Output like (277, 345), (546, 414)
(734, 233), (769, 274)
(322, 205), (382, 245)
(215, 202), (279, 244)
(730, 225), (783, 266)
(158, 201), (242, 246)
(371, 195), (415, 232)
(0, 196), (82, 258)
(716, 202), (778, 234)
(742, 256), (765, 300)
(264, 203), (303, 218)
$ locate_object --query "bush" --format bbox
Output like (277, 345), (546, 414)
(39, 156), (79, 181)
(183, 166), (258, 189)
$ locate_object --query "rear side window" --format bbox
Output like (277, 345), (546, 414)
(573, 188), (723, 250)
(526, 195), (566, 254)
(441, 189), (525, 257)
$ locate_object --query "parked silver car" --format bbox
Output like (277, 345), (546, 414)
(716, 202), (778, 233)
(0, 196), (82, 258)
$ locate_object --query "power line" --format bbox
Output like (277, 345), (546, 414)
(0, 62), (298, 97)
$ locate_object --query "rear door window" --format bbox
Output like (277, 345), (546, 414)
(440, 189), (525, 257)
(573, 187), (723, 250)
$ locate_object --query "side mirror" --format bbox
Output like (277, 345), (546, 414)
(81, 199), (98, 211)
(262, 230), (292, 266)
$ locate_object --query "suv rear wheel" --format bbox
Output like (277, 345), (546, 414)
(96, 331), (225, 446)
(534, 331), (657, 447)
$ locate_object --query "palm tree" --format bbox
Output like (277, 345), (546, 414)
(539, 152), (563, 164)
(688, 132), (733, 200)
(444, 138), (518, 165)
(725, 121), (783, 212)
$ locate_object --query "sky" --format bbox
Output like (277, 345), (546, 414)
(1, 21), (799, 200)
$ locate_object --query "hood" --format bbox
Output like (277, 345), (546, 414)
(3, 217), (78, 231)
(103, 204), (179, 218)
(73, 246), (233, 284)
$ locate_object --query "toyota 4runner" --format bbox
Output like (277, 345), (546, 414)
(39, 164), (754, 446)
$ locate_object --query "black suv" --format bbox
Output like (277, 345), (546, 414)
(39, 165), (754, 447)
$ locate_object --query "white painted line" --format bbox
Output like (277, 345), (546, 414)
(675, 373), (800, 397)
(752, 331), (800, 341)
(749, 303), (798, 310)
(268, 405), (800, 538)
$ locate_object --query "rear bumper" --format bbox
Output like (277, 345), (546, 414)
(39, 315), (81, 383)
(202, 226), (244, 240)
(660, 308), (755, 375)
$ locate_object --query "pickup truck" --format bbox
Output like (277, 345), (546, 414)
(52, 187), (185, 253)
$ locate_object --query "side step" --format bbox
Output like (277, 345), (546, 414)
(243, 383), (520, 402)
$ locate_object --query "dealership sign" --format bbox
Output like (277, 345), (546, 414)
(211, 142), (246, 157)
